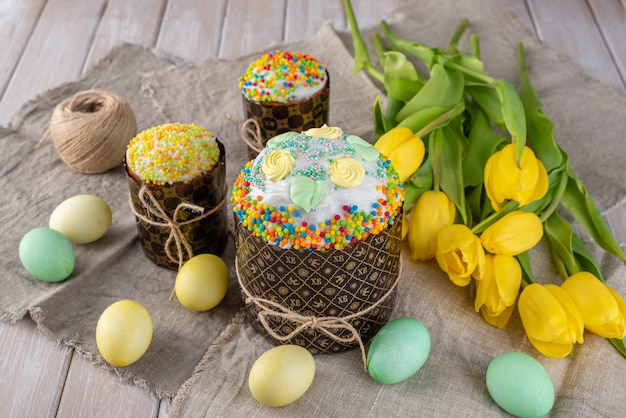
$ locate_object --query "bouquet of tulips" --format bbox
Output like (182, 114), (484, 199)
(343, 0), (626, 358)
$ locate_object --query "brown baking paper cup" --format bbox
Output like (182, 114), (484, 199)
(125, 140), (229, 270)
(241, 74), (330, 158)
(235, 212), (402, 354)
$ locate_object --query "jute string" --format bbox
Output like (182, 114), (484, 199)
(129, 184), (227, 271)
(36, 88), (137, 174)
(241, 118), (264, 154)
(236, 258), (402, 371)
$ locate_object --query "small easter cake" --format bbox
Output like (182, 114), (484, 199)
(232, 125), (404, 354)
(125, 123), (228, 269)
(239, 51), (330, 155)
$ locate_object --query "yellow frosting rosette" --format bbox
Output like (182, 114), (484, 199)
(305, 124), (343, 139)
(262, 149), (295, 182)
(329, 157), (365, 188)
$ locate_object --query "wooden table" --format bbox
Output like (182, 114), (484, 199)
(1, 1), (625, 416)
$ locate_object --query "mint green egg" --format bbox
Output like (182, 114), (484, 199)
(486, 352), (555, 418)
(19, 227), (75, 282)
(367, 317), (431, 384)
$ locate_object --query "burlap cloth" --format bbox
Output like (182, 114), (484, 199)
(1, 0), (626, 416)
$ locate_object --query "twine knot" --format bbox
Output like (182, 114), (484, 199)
(241, 118), (264, 154)
(37, 88), (137, 174)
(130, 185), (226, 269)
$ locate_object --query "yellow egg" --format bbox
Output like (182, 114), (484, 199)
(248, 345), (316, 407)
(174, 254), (229, 311)
(96, 300), (153, 367)
(49, 194), (112, 244)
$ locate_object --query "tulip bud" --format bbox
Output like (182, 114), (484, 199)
(375, 126), (425, 183)
(518, 283), (584, 358)
(484, 144), (548, 211)
(475, 254), (522, 328)
(561, 272), (626, 339)
(435, 224), (484, 287)
(408, 191), (456, 260)
(480, 211), (543, 256)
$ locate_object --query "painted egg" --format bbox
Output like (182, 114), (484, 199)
(174, 254), (229, 311)
(486, 352), (555, 418)
(96, 300), (153, 367)
(366, 317), (430, 384)
(19, 227), (75, 282)
(49, 194), (112, 244)
(248, 345), (315, 407)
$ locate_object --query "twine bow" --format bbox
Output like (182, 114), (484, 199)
(130, 184), (227, 269)
(237, 258), (402, 371)
(241, 118), (264, 154)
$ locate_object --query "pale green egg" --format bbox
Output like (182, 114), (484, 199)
(19, 227), (75, 282)
(366, 317), (431, 384)
(486, 352), (555, 418)
(248, 345), (315, 407)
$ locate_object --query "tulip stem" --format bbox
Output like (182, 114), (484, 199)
(471, 200), (518, 234)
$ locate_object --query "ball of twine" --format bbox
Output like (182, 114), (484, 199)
(43, 88), (137, 174)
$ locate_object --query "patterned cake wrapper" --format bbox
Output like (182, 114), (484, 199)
(241, 74), (330, 159)
(235, 212), (402, 354)
(125, 140), (229, 270)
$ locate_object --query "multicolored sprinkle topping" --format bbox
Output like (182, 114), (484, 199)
(239, 50), (328, 103)
(231, 127), (404, 250)
(126, 123), (220, 185)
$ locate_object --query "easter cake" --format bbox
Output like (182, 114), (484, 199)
(239, 50), (330, 156)
(125, 123), (228, 269)
(232, 125), (404, 354)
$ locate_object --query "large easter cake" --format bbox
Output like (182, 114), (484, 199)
(232, 125), (404, 354)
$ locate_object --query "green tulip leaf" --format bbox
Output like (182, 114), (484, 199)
(571, 232), (605, 282)
(409, 157), (433, 189)
(465, 85), (505, 128)
(493, 79), (527, 159)
(383, 51), (422, 102)
(380, 20), (439, 68)
(515, 251), (535, 285)
(609, 338), (626, 358)
(462, 102), (507, 187)
(518, 43), (563, 172)
(290, 176), (327, 213)
(543, 211), (578, 279)
(396, 63), (464, 121)
(433, 126), (468, 225)
(373, 96), (386, 139)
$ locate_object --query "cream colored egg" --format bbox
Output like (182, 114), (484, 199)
(174, 254), (229, 311)
(96, 300), (153, 367)
(49, 194), (112, 244)
(248, 345), (315, 407)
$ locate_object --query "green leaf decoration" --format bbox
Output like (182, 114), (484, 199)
(266, 131), (298, 149)
(290, 176), (327, 213)
(346, 135), (380, 162)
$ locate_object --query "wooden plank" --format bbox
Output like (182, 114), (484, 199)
(83, 0), (167, 71)
(526, 0), (626, 96)
(0, 319), (71, 417)
(350, 0), (403, 28)
(588, 0), (626, 92)
(0, 0), (107, 126)
(56, 353), (159, 417)
(284, 0), (346, 41)
(509, 0), (536, 35)
(0, 0), (46, 106)
(156, 0), (227, 62)
(219, 0), (286, 58)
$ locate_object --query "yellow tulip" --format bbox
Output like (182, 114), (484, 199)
(484, 144), (549, 211)
(475, 254), (522, 328)
(374, 126), (425, 182)
(480, 211), (543, 256)
(435, 224), (485, 287)
(408, 191), (456, 260)
(518, 283), (584, 358)
(561, 272), (626, 339)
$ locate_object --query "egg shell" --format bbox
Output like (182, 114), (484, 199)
(19, 227), (75, 282)
(174, 254), (229, 311)
(49, 194), (112, 244)
(96, 300), (153, 367)
(366, 317), (430, 384)
(248, 345), (315, 407)
(486, 352), (555, 418)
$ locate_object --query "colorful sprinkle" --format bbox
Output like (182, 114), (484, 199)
(239, 51), (327, 103)
(127, 123), (219, 185)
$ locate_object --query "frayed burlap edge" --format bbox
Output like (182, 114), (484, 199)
(167, 308), (248, 417)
